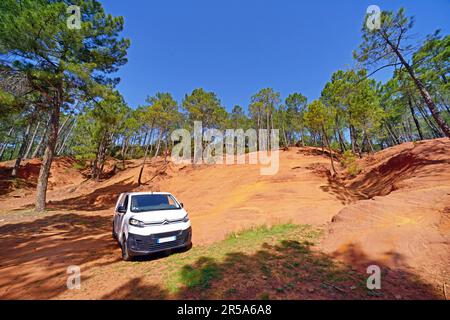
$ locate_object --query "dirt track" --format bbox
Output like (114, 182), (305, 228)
(0, 139), (448, 299)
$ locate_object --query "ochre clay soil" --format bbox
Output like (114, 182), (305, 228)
(0, 138), (448, 299)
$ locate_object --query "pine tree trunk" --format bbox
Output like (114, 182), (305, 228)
(387, 38), (450, 137)
(35, 104), (60, 212)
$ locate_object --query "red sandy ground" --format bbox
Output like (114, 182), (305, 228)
(0, 138), (448, 299)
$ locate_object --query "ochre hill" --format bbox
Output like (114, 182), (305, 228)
(0, 138), (448, 299)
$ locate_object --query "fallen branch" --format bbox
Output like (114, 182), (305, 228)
(323, 281), (346, 293)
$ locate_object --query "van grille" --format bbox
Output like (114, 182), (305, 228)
(143, 217), (186, 226)
(130, 228), (191, 252)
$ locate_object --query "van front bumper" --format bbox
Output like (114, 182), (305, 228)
(126, 227), (192, 256)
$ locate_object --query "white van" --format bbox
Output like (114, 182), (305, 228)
(112, 192), (192, 261)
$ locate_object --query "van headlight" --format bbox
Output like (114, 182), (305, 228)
(129, 217), (144, 227)
(182, 215), (190, 223)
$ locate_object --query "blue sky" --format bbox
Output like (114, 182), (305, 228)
(100, 0), (450, 112)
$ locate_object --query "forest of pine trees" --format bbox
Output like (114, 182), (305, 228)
(0, 2), (449, 211)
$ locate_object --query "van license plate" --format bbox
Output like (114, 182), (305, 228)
(157, 236), (176, 244)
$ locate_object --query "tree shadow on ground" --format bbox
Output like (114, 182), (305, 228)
(320, 177), (366, 205)
(101, 240), (442, 300)
(17, 178), (137, 212)
(0, 213), (120, 299)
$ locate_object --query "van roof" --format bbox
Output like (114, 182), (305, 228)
(122, 191), (173, 196)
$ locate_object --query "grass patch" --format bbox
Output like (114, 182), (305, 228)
(179, 257), (220, 289)
(160, 224), (321, 294)
(72, 160), (87, 170)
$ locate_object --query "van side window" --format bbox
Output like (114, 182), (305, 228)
(123, 195), (129, 211)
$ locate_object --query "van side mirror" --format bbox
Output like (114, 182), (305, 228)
(117, 205), (127, 214)
(180, 203), (184, 208)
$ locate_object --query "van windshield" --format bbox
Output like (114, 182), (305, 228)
(130, 194), (181, 212)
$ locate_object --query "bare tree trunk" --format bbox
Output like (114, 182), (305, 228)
(121, 137), (128, 168)
(93, 133), (108, 181)
(266, 112), (271, 149)
(32, 114), (51, 159)
(335, 115), (346, 152)
(24, 121), (41, 159)
(414, 99), (442, 138)
(337, 128), (346, 152)
(280, 120), (289, 148)
(350, 125), (361, 157)
(128, 135), (137, 159)
(164, 132), (169, 164)
(408, 98), (423, 140)
(57, 119), (75, 155)
(35, 103), (60, 212)
(148, 130), (155, 155)
(321, 125), (336, 175)
(138, 128), (154, 186)
(11, 120), (33, 177)
(0, 127), (14, 161)
(385, 122), (400, 145)
(54, 116), (71, 152)
(366, 131), (375, 153)
(300, 125), (305, 146)
(154, 130), (163, 158)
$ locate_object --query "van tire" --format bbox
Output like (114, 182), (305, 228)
(121, 235), (133, 261)
(112, 221), (116, 240)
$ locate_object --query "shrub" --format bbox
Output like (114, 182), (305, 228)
(340, 150), (361, 177)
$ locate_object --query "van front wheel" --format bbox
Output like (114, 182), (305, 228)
(121, 236), (133, 261)
(112, 221), (116, 240)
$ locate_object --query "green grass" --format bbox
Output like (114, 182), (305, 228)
(72, 160), (87, 170)
(340, 150), (361, 177)
(159, 223), (321, 294)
